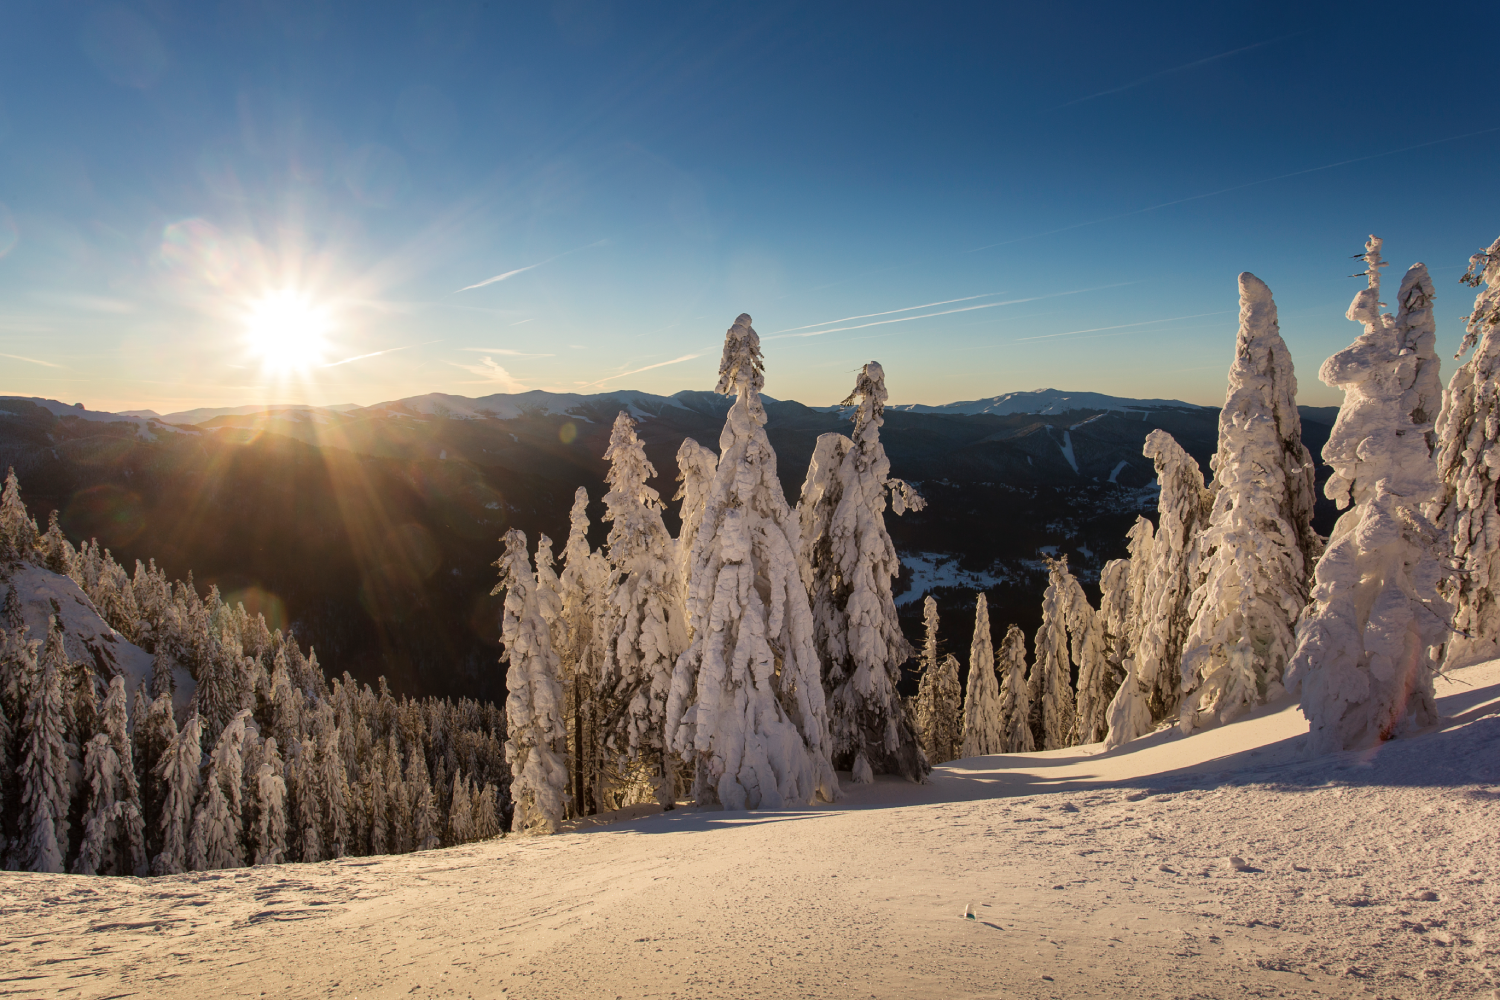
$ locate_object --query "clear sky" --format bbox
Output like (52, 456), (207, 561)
(1, 1), (1497, 413)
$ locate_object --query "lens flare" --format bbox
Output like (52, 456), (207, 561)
(244, 289), (330, 372)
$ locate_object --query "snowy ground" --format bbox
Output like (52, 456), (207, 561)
(3, 663), (1498, 1000)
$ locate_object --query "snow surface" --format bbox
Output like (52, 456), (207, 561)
(5, 660), (1495, 998)
(895, 551), (1017, 606)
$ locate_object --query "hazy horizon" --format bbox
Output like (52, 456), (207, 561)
(2, 3), (1497, 413)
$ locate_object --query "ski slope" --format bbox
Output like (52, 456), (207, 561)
(3, 661), (1497, 999)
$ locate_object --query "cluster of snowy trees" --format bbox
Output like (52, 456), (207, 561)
(493, 316), (931, 831)
(0, 473), (507, 874)
(916, 233), (1500, 762)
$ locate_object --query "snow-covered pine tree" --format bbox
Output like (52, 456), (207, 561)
(600, 413), (685, 807)
(188, 709), (250, 871)
(251, 736), (288, 864)
(797, 362), (928, 783)
(73, 734), (134, 875)
(0, 467), (38, 563)
(1286, 237), (1450, 753)
(673, 438), (719, 590)
(995, 624), (1034, 753)
(99, 675), (146, 874)
(1132, 431), (1214, 721)
(912, 597), (963, 764)
(473, 782), (501, 840)
(558, 488), (609, 816)
(665, 314), (838, 808)
(1179, 273), (1322, 734)
(494, 529), (568, 835)
(959, 593), (1005, 758)
(137, 691), (177, 859)
(447, 771), (474, 844)
(1098, 518), (1156, 747)
(153, 712), (202, 875)
(1029, 558), (1080, 750)
(1429, 233), (1500, 667)
(15, 626), (70, 872)
(317, 726), (350, 857)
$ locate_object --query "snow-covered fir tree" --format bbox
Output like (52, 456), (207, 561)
(252, 737), (288, 864)
(0, 468), (38, 563)
(600, 412), (686, 806)
(797, 362), (928, 783)
(673, 438), (719, 593)
(995, 624), (1034, 754)
(665, 314), (839, 808)
(1287, 237), (1450, 753)
(1029, 558), (1081, 750)
(73, 733), (144, 876)
(557, 488), (609, 816)
(15, 623), (70, 873)
(495, 529), (568, 834)
(1429, 233), (1500, 667)
(912, 598), (962, 764)
(1180, 272), (1322, 734)
(959, 593), (1005, 758)
(153, 712), (202, 875)
(1132, 431), (1214, 721)
(1098, 519), (1156, 748)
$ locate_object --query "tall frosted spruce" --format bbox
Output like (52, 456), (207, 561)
(16, 622), (70, 872)
(1132, 431), (1213, 722)
(1287, 237), (1449, 753)
(912, 597), (963, 764)
(495, 530), (568, 834)
(994, 624), (1033, 753)
(1429, 234), (1500, 667)
(1179, 273), (1321, 733)
(665, 314), (839, 808)
(798, 362), (928, 783)
(601, 413), (687, 806)
(558, 487), (610, 816)
(959, 593), (1004, 757)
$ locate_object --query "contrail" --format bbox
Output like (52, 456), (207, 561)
(969, 126), (1500, 254)
(457, 347), (553, 356)
(455, 239), (608, 293)
(581, 352), (706, 389)
(769, 292), (1006, 336)
(0, 352), (62, 368)
(1046, 35), (1299, 112)
(763, 283), (1130, 341)
(1011, 310), (1230, 343)
(321, 343), (429, 368)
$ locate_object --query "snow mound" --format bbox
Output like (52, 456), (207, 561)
(4, 563), (194, 715)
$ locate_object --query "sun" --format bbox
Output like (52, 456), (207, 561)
(244, 289), (330, 372)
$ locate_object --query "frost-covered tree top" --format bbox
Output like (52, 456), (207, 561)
(995, 624), (1033, 755)
(1180, 273), (1321, 734)
(1430, 233), (1500, 667)
(959, 593), (1004, 759)
(494, 529), (567, 834)
(798, 361), (927, 782)
(1287, 236), (1449, 753)
(666, 314), (838, 809)
(1134, 430), (1213, 721)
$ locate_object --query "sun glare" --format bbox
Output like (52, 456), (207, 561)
(244, 290), (330, 372)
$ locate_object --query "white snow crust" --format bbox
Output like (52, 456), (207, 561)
(8, 660), (1496, 999)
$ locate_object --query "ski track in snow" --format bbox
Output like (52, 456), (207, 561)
(2, 663), (1498, 999)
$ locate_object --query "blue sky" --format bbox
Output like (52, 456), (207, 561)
(1, 1), (1497, 412)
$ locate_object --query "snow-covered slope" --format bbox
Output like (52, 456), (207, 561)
(6, 661), (1494, 998)
(0, 396), (182, 435)
(4, 563), (194, 715)
(358, 389), (694, 423)
(888, 387), (1206, 416)
(132, 403), (361, 425)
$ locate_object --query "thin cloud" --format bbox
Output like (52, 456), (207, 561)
(455, 239), (608, 293)
(509, 318), (538, 327)
(769, 292), (1006, 336)
(1046, 34), (1300, 111)
(446, 356), (528, 392)
(321, 343), (428, 368)
(456, 347), (554, 356)
(1011, 310), (1230, 343)
(763, 284), (1130, 341)
(581, 352), (705, 389)
(0, 352), (63, 368)
(969, 126), (1500, 253)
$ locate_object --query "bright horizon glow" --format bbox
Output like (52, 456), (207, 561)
(0, 5), (1496, 414)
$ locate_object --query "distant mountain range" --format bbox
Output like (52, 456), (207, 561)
(0, 387), (1342, 703)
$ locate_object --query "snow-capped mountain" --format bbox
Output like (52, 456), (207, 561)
(887, 387), (1205, 416)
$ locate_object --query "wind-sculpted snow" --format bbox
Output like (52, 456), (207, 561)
(1180, 272), (1320, 735)
(1288, 238), (1450, 754)
(666, 315), (839, 809)
(10, 661), (1496, 1000)
(1430, 233), (1500, 668)
(798, 361), (928, 783)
